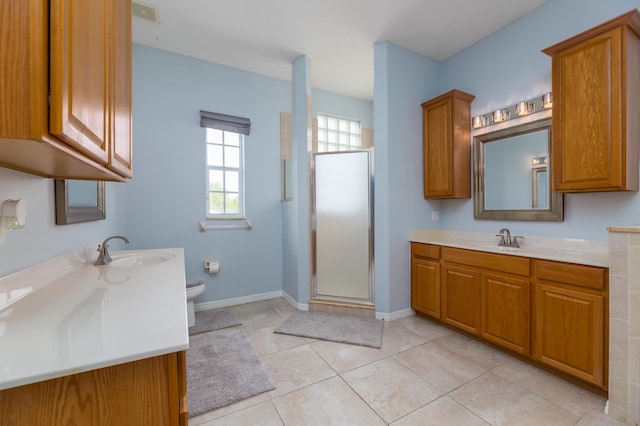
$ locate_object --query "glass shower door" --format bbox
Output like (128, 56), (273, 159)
(311, 149), (374, 305)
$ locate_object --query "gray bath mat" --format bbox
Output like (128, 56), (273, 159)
(189, 309), (241, 336)
(187, 327), (275, 417)
(275, 311), (383, 348)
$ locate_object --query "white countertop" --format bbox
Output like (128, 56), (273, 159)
(0, 247), (188, 391)
(410, 230), (609, 267)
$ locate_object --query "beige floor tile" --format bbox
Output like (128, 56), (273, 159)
(261, 345), (336, 398)
(234, 307), (284, 331)
(381, 322), (428, 355)
(188, 392), (271, 425)
(245, 324), (307, 356)
(492, 358), (606, 417)
(310, 340), (388, 373)
(434, 333), (509, 370)
(272, 376), (385, 425)
(395, 315), (452, 341)
(575, 409), (628, 425)
(391, 396), (489, 426)
(198, 400), (283, 426)
(450, 372), (579, 425)
(394, 342), (486, 393)
(342, 357), (442, 423)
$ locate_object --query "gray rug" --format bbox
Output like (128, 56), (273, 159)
(275, 311), (383, 348)
(189, 309), (241, 336)
(187, 327), (275, 417)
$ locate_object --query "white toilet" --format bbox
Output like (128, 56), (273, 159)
(186, 279), (205, 327)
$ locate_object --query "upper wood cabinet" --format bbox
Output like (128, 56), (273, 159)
(421, 90), (475, 199)
(0, 0), (132, 181)
(542, 10), (640, 192)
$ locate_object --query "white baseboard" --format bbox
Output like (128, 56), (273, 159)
(281, 291), (309, 311)
(195, 291), (412, 321)
(376, 308), (416, 322)
(195, 290), (284, 312)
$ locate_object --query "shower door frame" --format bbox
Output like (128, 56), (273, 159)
(309, 149), (375, 307)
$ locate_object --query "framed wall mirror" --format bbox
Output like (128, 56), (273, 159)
(55, 180), (106, 225)
(473, 117), (563, 221)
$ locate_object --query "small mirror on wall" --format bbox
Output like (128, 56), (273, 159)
(55, 180), (106, 225)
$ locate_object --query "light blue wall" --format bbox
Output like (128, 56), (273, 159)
(373, 42), (442, 314)
(129, 45), (290, 302)
(312, 88), (373, 129)
(0, 167), (126, 277)
(439, 0), (640, 240)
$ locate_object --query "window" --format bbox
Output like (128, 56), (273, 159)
(317, 114), (361, 152)
(206, 128), (244, 218)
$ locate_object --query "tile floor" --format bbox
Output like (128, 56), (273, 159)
(189, 298), (623, 425)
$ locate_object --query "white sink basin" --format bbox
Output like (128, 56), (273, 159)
(109, 252), (175, 268)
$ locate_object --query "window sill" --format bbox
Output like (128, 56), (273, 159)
(198, 219), (253, 232)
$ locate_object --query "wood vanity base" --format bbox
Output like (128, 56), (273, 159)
(411, 242), (608, 392)
(0, 351), (187, 426)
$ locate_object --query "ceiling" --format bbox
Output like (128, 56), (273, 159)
(132, 0), (549, 101)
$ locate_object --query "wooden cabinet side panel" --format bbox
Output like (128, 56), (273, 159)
(0, 354), (180, 426)
(50, 0), (109, 164)
(442, 265), (481, 335)
(534, 282), (604, 386)
(624, 25), (640, 191)
(109, 0), (133, 177)
(412, 258), (441, 318)
(423, 99), (452, 197)
(451, 97), (472, 198)
(481, 274), (530, 355)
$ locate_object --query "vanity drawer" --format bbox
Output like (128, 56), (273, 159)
(535, 260), (606, 290)
(442, 247), (530, 276)
(411, 243), (440, 260)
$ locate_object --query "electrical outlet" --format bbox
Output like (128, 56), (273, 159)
(431, 211), (439, 221)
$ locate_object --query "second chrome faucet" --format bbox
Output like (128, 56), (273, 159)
(496, 228), (523, 248)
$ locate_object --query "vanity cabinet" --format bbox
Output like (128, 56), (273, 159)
(533, 260), (607, 388)
(410, 242), (607, 388)
(0, 351), (188, 425)
(421, 90), (475, 199)
(442, 247), (531, 355)
(0, 0), (132, 181)
(542, 10), (640, 193)
(411, 243), (441, 319)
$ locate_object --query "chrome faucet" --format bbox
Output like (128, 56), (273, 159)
(497, 228), (511, 246)
(496, 228), (523, 248)
(94, 235), (130, 265)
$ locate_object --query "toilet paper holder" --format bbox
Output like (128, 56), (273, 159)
(204, 260), (220, 274)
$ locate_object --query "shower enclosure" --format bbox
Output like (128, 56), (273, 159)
(310, 149), (374, 307)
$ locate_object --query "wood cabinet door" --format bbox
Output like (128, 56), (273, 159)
(0, 352), (184, 425)
(481, 273), (530, 355)
(50, 0), (109, 164)
(108, 0), (133, 177)
(423, 98), (453, 198)
(534, 282), (604, 386)
(442, 264), (481, 335)
(411, 258), (440, 319)
(550, 27), (626, 192)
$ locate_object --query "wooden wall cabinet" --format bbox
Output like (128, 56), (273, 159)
(0, 351), (188, 426)
(542, 10), (640, 192)
(533, 260), (607, 388)
(410, 242), (608, 388)
(421, 90), (475, 199)
(0, 0), (132, 181)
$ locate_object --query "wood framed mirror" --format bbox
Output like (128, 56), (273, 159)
(55, 180), (106, 225)
(473, 116), (563, 221)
